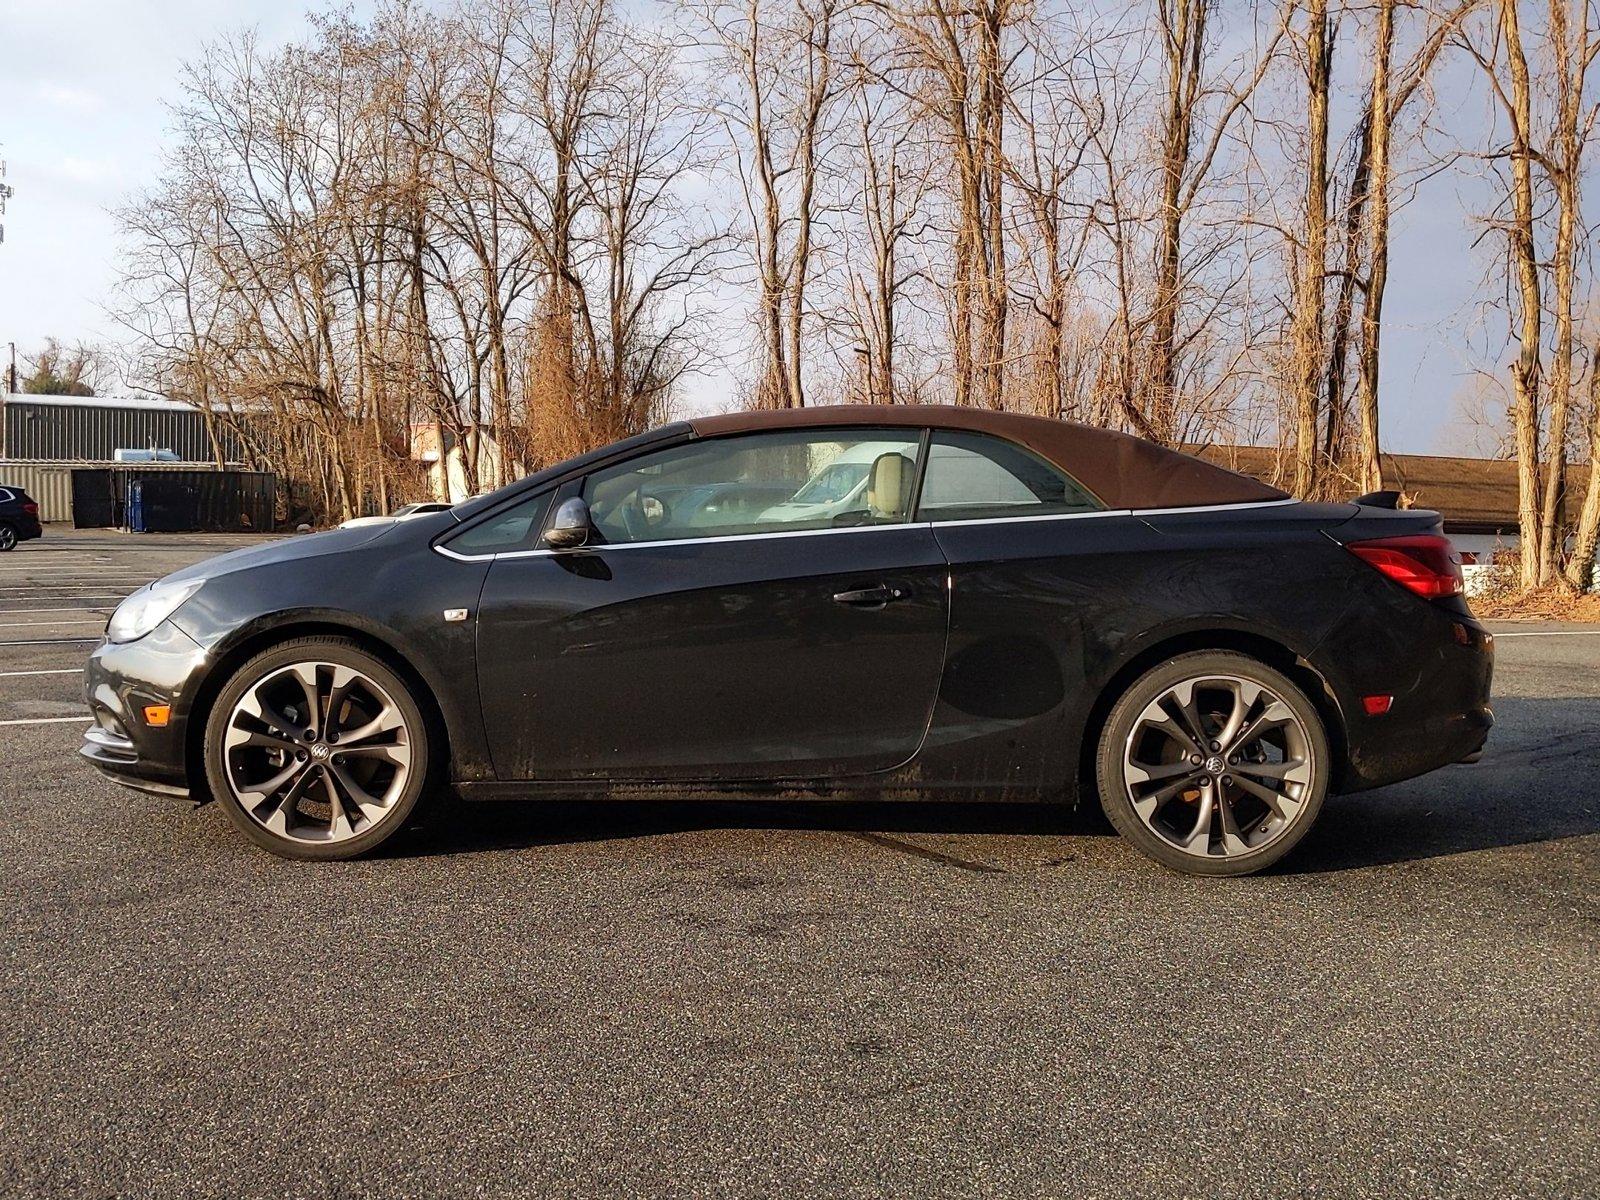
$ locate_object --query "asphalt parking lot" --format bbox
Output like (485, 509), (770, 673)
(1, 530), (1595, 1199)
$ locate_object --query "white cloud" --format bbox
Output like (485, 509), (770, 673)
(33, 82), (104, 113)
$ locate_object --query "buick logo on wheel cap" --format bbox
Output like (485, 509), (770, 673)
(310, 743), (331, 761)
(1204, 755), (1225, 775)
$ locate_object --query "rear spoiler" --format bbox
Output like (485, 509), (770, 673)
(1352, 489), (1403, 509)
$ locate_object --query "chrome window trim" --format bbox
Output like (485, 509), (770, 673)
(922, 506), (1118, 529)
(1129, 497), (1300, 517)
(432, 497), (1300, 563)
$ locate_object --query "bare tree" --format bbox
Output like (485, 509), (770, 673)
(1463, 0), (1598, 589)
(830, 36), (936, 404)
(1140, 1), (1285, 444)
(684, 0), (843, 408)
(1288, 0), (1333, 495)
(1536, 0), (1596, 583)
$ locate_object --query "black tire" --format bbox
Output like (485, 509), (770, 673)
(1095, 650), (1330, 877)
(204, 636), (433, 861)
(0, 524), (17, 552)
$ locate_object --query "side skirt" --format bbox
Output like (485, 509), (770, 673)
(452, 779), (1065, 805)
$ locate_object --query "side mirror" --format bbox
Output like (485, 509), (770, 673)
(543, 497), (594, 550)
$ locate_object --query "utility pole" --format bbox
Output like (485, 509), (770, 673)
(0, 153), (12, 247)
(3, 149), (16, 404)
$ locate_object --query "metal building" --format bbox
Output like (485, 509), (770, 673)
(0, 393), (272, 528)
(1, 393), (233, 462)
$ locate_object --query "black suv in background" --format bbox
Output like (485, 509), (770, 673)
(0, 485), (43, 550)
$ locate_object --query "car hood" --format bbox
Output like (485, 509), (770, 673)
(160, 522), (404, 585)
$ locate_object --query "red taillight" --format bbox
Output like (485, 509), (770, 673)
(1346, 534), (1463, 599)
(22, 502), (38, 516)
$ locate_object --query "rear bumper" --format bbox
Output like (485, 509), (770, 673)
(1328, 609), (1495, 793)
(79, 621), (209, 799)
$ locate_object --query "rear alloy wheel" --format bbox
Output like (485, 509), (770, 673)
(1096, 651), (1329, 876)
(0, 524), (17, 552)
(205, 637), (431, 860)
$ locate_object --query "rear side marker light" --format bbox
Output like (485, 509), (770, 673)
(23, 502), (38, 515)
(1346, 534), (1464, 599)
(1362, 695), (1393, 716)
(142, 705), (171, 727)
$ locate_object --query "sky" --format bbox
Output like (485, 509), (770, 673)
(0, 0), (1520, 456)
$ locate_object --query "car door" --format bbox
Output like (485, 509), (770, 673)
(472, 428), (949, 782)
(913, 429), (1153, 790)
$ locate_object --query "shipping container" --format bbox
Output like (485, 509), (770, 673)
(0, 461), (73, 521)
(124, 471), (276, 533)
(0, 460), (275, 525)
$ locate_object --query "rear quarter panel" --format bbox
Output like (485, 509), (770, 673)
(912, 503), (1366, 796)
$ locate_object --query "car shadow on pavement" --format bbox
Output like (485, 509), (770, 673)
(1284, 694), (1600, 873)
(390, 795), (1114, 860)
(388, 695), (1599, 871)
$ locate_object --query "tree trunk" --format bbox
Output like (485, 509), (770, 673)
(1565, 354), (1600, 589)
(1292, 0), (1332, 497)
(1355, 0), (1395, 496)
(1536, 0), (1584, 585)
(1150, 0), (1207, 445)
(1498, 0), (1544, 591)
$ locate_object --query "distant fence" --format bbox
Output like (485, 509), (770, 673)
(126, 471), (276, 533)
(0, 460), (276, 530)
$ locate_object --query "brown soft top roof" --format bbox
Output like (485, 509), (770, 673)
(689, 405), (1287, 510)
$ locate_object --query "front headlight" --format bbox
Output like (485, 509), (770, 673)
(106, 578), (206, 644)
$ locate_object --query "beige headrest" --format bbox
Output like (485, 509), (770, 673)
(867, 452), (914, 519)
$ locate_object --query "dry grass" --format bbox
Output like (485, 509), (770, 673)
(1472, 581), (1600, 621)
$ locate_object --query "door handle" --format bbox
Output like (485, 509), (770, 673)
(832, 585), (908, 607)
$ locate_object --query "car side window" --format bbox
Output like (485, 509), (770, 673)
(0, 489), (12, 504)
(916, 431), (1102, 522)
(444, 492), (553, 556)
(583, 429), (924, 544)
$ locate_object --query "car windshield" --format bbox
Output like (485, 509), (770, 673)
(790, 462), (870, 505)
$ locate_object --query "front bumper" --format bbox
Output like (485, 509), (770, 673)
(80, 622), (211, 799)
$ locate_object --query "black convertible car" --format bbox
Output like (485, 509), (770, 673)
(81, 406), (1492, 875)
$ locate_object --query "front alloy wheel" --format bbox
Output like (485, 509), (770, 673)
(205, 637), (431, 859)
(1096, 651), (1329, 876)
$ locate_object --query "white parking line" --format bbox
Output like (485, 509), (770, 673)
(0, 637), (100, 645)
(0, 607), (114, 615)
(0, 569), (152, 576)
(0, 569), (151, 576)
(0, 620), (105, 628)
(0, 579), (139, 583)
(0, 579), (152, 585)
(0, 715), (86, 726)
(1493, 630), (1600, 638)
(0, 668), (79, 677)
